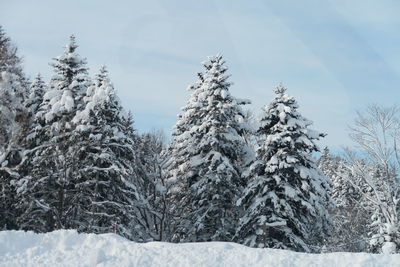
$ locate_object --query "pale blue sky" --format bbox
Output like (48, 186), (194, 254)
(1, 0), (400, 150)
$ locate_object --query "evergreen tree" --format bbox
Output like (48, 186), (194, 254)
(0, 26), (27, 86)
(40, 34), (89, 124)
(317, 147), (331, 176)
(0, 26), (29, 154)
(18, 35), (90, 231)
(21, 73), (46, 152)
(70, 67), (145, 240)
(25, 73), (46, 116)
(0, 71), (28, 230)
(318, 149), (370, 252)
(236, 84), (332, 252)
(318, 147), (353, 208)
(166, 55), (250, 242)
(0, 26), (29, 230)
(0, 71), (28, 154)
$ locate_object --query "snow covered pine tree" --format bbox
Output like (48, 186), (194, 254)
(0, 26), (28, 86)
(166, 55), (250, 242)
(236, 84), (332, 252)
(0, 71), (28, 230)
(24, 74), (46, 117)
(18, 35), (91, 231)
(71, 66), (145, 240)
(0, 26), (29, 230)
(0, 26), (29, 155)
(318, 148), (370, 252)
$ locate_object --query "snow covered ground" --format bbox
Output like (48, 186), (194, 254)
(0, 230), (398, 267)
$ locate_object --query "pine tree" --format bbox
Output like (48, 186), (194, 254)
(0, 26), (29, 230)
(318, 149), (369, 252)
(0, 71), (28, 230)
(0, 27), (29, 153)
(318, 148), (352, 208)
(236, 84), (332, 252)
(317, 147), (331, 176)
(0, 71), (28, 154)
(25, 73), (46, 116)
(0, 26), (28, 86)
(18, 35), (90, 231)
(14, 75), (48, 224)
(20, 73), (46, 152)
(40, 34), (89, 124)
(71, 66), (146, 240)
(166, 55), (250, 242)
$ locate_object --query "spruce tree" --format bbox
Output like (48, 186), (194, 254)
(41, 34), (89, 124)
(18, 35), (90, 231)
(236, 84), (332, 252)
(0, 26), (29, 230)
(166, 55), (249, 242)
(0, 71), (28, 154)
(0, 26), (28, 86)
(318, 148), (353, 207)
(0, 71), (28, 230)
(25, 73), (46, 116)
(71, 67), (145, 240)
(0, 26), (29, 155)
(318, 149), (369, 252)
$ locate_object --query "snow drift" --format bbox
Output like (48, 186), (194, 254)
(0, 230), (398, 267)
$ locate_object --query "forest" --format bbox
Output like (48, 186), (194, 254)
(0, 25), (399, 255)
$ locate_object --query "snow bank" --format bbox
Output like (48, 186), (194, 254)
(0, 230), (398, 267)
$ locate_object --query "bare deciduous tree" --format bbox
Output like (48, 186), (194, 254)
(346, 104), (400, 254)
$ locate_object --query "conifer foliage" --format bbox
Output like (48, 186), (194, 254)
(236, 84), (332, 252)
(0, 27), (29, 230)
(1, 26), (367, 254)
(0, 26), (27, 86)
(0, 72), (27, 153)
(25, 74), (46, 117)
(21, 37), (87, 230)
(18, 35), (91, 231)
(71, 66), (144, 239)
(0, 71), (27, 230)
(166, 55), (249, 242)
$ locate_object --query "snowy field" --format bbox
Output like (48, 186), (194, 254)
(0, 230), (398, 267)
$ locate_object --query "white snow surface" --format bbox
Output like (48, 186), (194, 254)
(0, 230), (398, 267)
